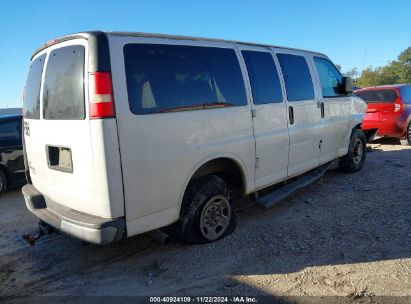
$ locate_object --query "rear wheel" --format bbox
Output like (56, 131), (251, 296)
(0, 169), (7, 194)
(400, 122), (411, 146)
(176, 175), (236, 244)
(339, 129), (367, 173)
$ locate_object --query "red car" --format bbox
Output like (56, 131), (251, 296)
(354, 84), (411, 145)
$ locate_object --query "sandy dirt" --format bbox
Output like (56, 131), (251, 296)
(0, 138), (410, 302)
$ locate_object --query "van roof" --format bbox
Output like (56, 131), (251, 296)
(31, 30), (328, 59)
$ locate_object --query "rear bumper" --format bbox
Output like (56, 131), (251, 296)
(362, 121), (404, 138)
(22, 184), (125, 244)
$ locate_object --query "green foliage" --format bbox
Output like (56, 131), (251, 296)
(356, 47), (411, 87)
(344, 68), (359, 79)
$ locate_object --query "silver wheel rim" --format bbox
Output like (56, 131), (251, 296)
(408, 124), (411, 141)
(200, 195), (231, 241)
(352, 138), (363, 164)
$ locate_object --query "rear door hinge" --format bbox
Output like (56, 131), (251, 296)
(251, 109), (256, 118)
(255, 157), (260, 169)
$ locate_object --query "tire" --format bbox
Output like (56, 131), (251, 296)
(0, 169), (7, 194)
(176, 175), (236, 244)
(339, 129), (367, 173)
(400, 122), (411, 146)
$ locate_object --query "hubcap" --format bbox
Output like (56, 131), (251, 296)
(352, 138), (363, 165)
(200, 196), (231, 241)
(408, 124), (411, 141)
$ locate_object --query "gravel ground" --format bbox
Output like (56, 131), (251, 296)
(0, 138), (410, 302)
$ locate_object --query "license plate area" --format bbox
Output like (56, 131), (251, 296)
(46, 145), (73, 173)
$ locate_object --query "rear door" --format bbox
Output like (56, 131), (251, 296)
(275, 50), (322, 178)
(237, 45), (289, 189)
(23, 39), (121, 218)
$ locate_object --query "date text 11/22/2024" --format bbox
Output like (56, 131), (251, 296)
(149, 296), (258, 303)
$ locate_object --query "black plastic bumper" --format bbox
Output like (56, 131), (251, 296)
(22, 184), (125, 244)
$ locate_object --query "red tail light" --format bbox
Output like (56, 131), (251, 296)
(89, 72), (115, 119)
(394, 96), (402, 113)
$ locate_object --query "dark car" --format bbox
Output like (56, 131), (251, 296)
(0, 114), (25, 193)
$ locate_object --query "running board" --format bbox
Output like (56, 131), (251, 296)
(255, 161), (334, 210)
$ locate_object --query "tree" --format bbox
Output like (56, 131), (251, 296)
(344, 68), (359, 79)
(356, 46), (411, 87)
(357, 66), (382, 87)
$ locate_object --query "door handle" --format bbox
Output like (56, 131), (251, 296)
(289, 106), (294, 125)
(321, 102), (325, 118)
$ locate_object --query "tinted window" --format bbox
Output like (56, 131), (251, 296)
(24, 54), (46, 119)
(242, 50), (283, 104)
(0, 119), (22, 146)
(314, 57), (344, 98)
(277, 53), (314, 101)
(355, 89), (398, 103)
(399, 85), (411, 104)
(43, 45), (85, 120)
(124, 44), (247, 115)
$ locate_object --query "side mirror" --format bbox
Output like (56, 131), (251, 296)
(342, 77), (353, 94)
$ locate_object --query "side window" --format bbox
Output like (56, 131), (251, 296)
(0, 120), (21, 146)
(277, 53), (314, 101)
(314, 57), (344, 98)
(23, 54), (46, 119)
(43, 45), (85, 120)
(123, 44), (248, 115)
(241, 50), (283, 104)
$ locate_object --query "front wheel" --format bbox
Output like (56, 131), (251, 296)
(339, 129), (367, 173)
(0, 169), (7, 194)
(176, 175), (236, 244)
(400, 122), (411, 146)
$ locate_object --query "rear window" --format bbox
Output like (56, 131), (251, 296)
(355, 89), (398, 103)
(277, 53), (315, 101)
(23, 54), (46, 119)
(399, 85), (411, 104)
(241, 50), (283, 104)
(124, 44), (247, 115)
(43, 45), (85, 120)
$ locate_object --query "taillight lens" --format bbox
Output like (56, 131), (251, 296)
(88, 72), (115, 119)
(394, 103), (401, 112)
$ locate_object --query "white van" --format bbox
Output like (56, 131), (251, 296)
(22, 31), (367, 244)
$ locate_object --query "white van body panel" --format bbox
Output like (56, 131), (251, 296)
(271, 48), (323, 178)
(339, 97), (368, 156)
(108, 35), (256, 235)
(24, 39), (124, 219)
(308, 53), (353, 165)
(22, 31), (367, 243)
(235, 44), (290, 189)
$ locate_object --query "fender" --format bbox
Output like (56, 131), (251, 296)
(177, 152), (253, 214)
(338, 97), (366, 157)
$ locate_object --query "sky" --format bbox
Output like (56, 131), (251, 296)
(0, 0), (410, 109)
